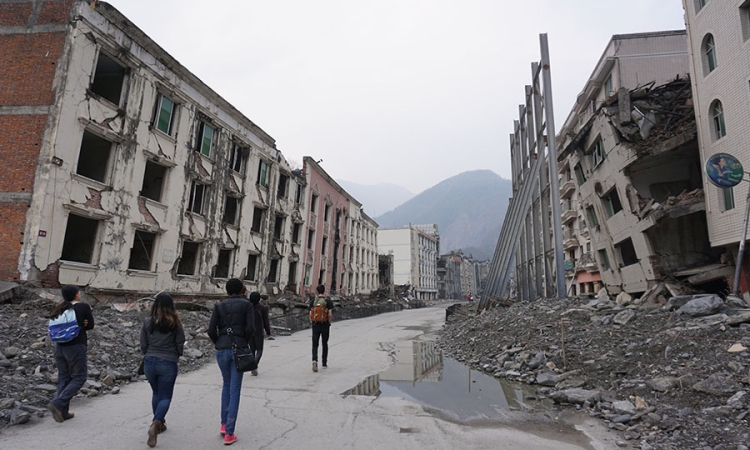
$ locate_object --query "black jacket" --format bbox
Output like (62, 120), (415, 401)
(208, 295), (255, 350)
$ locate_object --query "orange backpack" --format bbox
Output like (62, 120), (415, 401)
(310, 296), (328, 323)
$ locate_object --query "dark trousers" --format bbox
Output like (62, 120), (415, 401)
(52, 343), (88, 415)
(311, 323), (330, 365)
(250, 339), (264, 366)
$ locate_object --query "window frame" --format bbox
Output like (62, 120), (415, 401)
(257, 160), (269, 187)
(230, 145), (247, 175)
(251, 206), (265, 233)
(188, 181), (208, 215)
(154, 94), (176, 136)
(591, 138), (606, 169)
(197, 122), (215, 157)
(703, 34), (717, 75)
(245, 253), (258, 282)
(711, 100), (726, 141)
(128, 229), (157, 271)
(722, 187), (735, 211)
(597, 249), (611, 270)
(177, 241), (200, 276)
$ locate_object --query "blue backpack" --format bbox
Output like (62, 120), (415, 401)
(48, 308), (80, 343)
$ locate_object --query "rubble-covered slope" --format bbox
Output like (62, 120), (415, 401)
(439, 297), (750, 450)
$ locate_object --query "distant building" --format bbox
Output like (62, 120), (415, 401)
(378, 225), (439, 300)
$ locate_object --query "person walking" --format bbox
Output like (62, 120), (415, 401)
(140, 293), (185, 447)
(47, 285), (94, 423)
(248, 292), (271, 376)
(309, 284), (334, 372)
(207, 278), (255, 446)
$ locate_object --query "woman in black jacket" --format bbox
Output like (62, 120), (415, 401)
(140, 293), (185, 447)
(207, 278), (255, 446)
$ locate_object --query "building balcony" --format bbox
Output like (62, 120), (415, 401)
(563, 236), (579, 251)
(576, 252), (599, 272)
(560, 180), (576, 199)
(561, 209), (577, 225)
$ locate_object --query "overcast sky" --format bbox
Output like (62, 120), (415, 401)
(108, 0), (686, 194)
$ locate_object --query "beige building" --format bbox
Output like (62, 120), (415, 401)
(682, 0), (750, 297)
(557, 31), (719, 295)
(378, 224), (439, 300)
(12, 2), (305, 296)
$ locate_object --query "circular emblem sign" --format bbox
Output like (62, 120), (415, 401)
(706, 153), (744, 188)
(564, 260), (574, 271)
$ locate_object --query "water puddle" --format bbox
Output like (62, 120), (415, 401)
(344, 341), (553, 422)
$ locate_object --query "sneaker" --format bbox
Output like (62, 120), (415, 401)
(322, 364), (328, 369)
(220, 424), (226, 436)
(224, 433), (238, 445)
(312, 361), (318, 372)
(251, 369), (258, 376)
(47, 403), (64, 423)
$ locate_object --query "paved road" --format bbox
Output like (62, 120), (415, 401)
(1, 306), (619, 449)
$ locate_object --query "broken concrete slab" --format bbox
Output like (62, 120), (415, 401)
(549, 388), (602, 405)
(677, 294), (724, 317)
(0, 281), (18, 303)
(613, 309), (636, 325)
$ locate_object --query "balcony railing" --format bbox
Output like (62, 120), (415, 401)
(560, 180), (576, 199)
(562, 209), (577, 225)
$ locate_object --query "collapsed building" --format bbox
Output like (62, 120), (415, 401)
(557, 31), (726, 297)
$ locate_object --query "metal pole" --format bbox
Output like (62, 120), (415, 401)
(540, 33), (566, 298)
(733, 189), (750, 295)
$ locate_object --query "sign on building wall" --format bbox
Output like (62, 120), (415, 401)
(706, 153), (744, 188)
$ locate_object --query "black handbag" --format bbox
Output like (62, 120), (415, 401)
(218, 302), (257, 373)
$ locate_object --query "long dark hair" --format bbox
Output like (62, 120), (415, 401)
(148, 293), (182, 333)
(50, 285), (79, 319)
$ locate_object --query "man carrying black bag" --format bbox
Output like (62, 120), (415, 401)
(208, 278), (255, 446)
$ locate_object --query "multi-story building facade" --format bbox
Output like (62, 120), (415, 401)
(437, 254), (463, 300)
(301, 157), (377, 297)
(1, 1), (306, 295)
(682, 0), (750, 299)
(378, 224), (439, 300)
(557, 31), (721, 295)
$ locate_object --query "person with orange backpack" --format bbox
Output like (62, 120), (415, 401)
(309, 284), (334, 372)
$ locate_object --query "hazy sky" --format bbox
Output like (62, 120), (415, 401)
(108, 0), (686, 194)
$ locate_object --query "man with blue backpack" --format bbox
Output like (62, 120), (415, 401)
(309, 284), (334, 372)
(47, 285), (95, 423)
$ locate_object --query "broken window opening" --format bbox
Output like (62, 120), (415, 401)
(155, 94), (176, 135)
(267, 258), (280, 283)
(278, 173), (289, 198)
(742, 2), (750, 41)
(603, 189), (623, 218)
(307, 229), (315, 250)
(197, 122), (214, 157)
(90, 52), (127, 106)
(223, 195), (241, 226)
(591, 138), (606, 169)
(722, 187), (735, 211)
(141, 161), (167, 202)
(321, 236), (328, 256)
(257, 160), (269, 187)
(245, 254), (258, 281)
(574, 163), (586, 185)
(215, 249), (232, 279)
(60, 214), (99, 264)
(597, 249), (611, 270)
(615, 238), (638, 267)
(292, 222), (302, 244)
(76, 130), (113, 183)
(304, 264), (312, 286)
(251, 207), (265, 233)
(230, 145), (246, 174)
(188, 181), (208, 215)
(273, 215), (285, 240)
(129, 230), (156, 271)
(711, 100), (726, 140)
(177, 241), (200, 275)
(324, 203), (331, 222)
(311, 193), (318, 213)
(295, 183), (304, 205)
(318, 269), (325, 286)
(288, 261), (298, 286)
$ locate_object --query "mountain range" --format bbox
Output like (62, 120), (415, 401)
(336, 180), (415, 218)
(372, 170), (512, 260)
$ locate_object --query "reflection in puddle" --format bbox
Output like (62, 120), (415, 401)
(344, 341), (551, 422)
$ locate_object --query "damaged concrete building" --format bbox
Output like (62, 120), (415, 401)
(0, 1), (316, 296)
(557, 31), (722, 296)
(300, 157), (379, 297)
(378, 224), (439, 301)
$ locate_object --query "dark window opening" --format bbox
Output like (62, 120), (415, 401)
(61, 214), (99, 264)
(292, 222), (301, 244)
(77, 131), (112, 183)
(321, 236), (328, 256)
(90, 53), (126, 105)
(295, 183), (304, 204)
(288, 261), (298, 286)
(574, 163), (586, 184)
(188, 182), (207, 215)
(223, 195), (240, 226)
(318, 269), (325, 286)
(278, 173), (289, 198)
(603, 189), (623, 218)
(307, 229), (314, 249)
(251, 207), (264, 233)
(215, 249), (232, 279)
(231, 145), (246, 174)
(141, 161), (167, 202)
(324, 204), (331, 222)
(268, 259), (279, 283)
(311, 193), (318, 213)
(273, 215), (285, 240)
(245, 254), (258, 281)
(177, 241), (199, 275)
(129, 230), (156, 271)
(598, 249), (611, 270)
(616, 238), (638, 267)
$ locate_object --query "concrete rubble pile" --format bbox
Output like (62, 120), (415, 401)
(439, 295), (750, 450)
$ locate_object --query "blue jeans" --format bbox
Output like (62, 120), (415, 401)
(216, 349), (244, 435)
(52, 343), (88, 416)
(143, 356), (178, 422)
